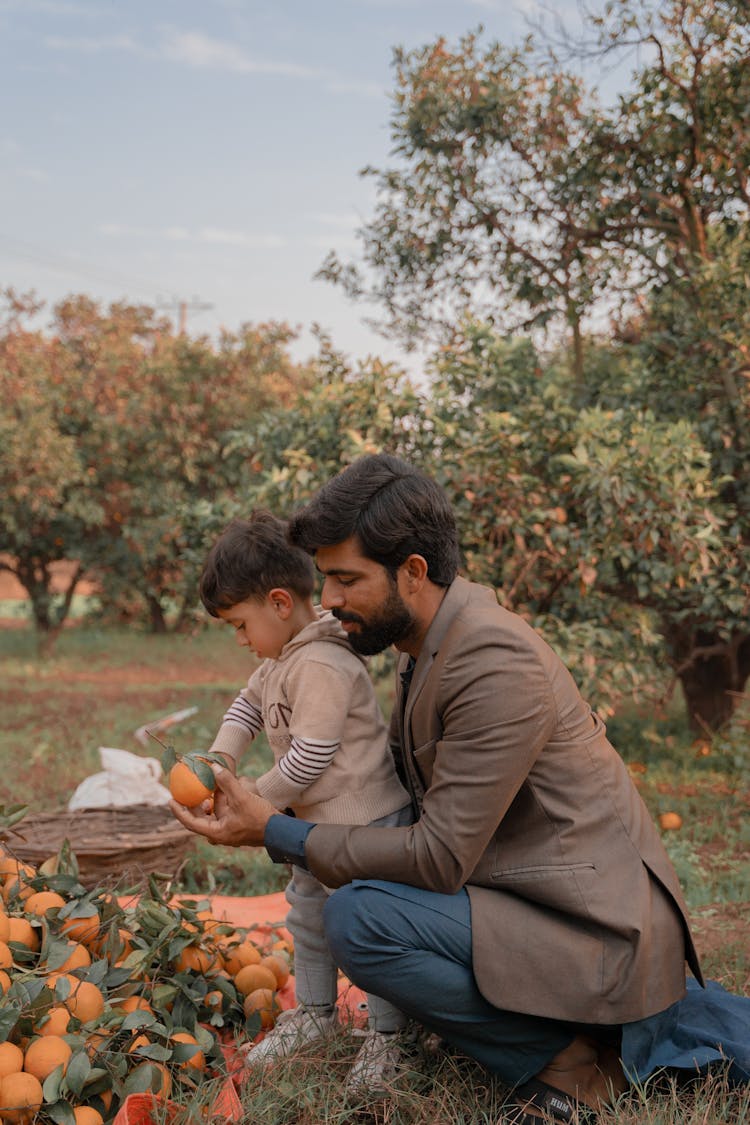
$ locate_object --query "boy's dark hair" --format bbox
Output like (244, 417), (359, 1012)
(200, 510), (315, 616)
(288, 453), (461, 586)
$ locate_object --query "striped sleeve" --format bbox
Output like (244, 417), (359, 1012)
(277, 736), (340, 786)
(206, 674), (265, 766)
(223, 695), (263, 739)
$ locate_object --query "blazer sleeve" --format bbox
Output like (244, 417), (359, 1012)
(304, 619), (558, 893)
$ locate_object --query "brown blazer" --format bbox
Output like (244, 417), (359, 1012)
(306, 577), (703, 1024)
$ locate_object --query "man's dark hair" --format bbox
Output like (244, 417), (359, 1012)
(288, 453), (461, 586)
(200, 510), (315, 616)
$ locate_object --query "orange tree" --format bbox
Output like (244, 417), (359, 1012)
(0, 291), (311, 643)
(313, 0), (749, 733)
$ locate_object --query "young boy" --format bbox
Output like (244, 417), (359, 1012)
(198, 510), (413, 1093)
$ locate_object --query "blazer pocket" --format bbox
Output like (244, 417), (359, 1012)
(490, 862), (596, 917)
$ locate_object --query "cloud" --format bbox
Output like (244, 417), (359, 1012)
(197, 226), (286, 249)
(99, 222), (287, 250)
(311, 211), (363, 229)
(44, 33), (141, 54)
(305, 234), (360, 251)
(15, 166), (48, 182)
(44, 26), (384, 98)
(0, 1), (96, 13)
(162, 31), (324, 80)
(326, 78), (386, 99)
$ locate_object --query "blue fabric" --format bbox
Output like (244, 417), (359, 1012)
(622, 977), (750, 1087)
(323, 878), (750, 1089)
(324, 879), (574, 1085)
(264, 813), (313, 867)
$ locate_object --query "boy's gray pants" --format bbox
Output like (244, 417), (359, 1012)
(284, 803), (413, 1033)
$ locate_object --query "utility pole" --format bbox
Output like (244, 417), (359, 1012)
(155, 296), (214, 335)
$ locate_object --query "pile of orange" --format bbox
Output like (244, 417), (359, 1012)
(0, 841), (294, 1124)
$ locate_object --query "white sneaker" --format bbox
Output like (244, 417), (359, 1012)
(241, 1006), (336, 1067)
(345, 1028), (404, 1097)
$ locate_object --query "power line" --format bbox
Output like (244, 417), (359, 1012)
(155, 299), (213, 333)
(1, 233), (214, 333)
(0, 233), (169, 298)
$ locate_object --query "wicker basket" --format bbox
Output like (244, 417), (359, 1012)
(2, 805), (196, 890)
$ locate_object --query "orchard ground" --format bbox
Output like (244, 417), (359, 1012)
(1, 573), (747, 996)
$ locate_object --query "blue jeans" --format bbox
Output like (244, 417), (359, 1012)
(323, 879), (575, 1085)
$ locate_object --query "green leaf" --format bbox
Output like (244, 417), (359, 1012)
(42, 1063), (66, 1103)
(44, 1100), (76, 1125)
(121, 1010), (157, 1032)
(160, 743), (177, 773)
(186, 755), (216, 791)
(0, 1006), (20, 1041)
(133, 1042), (172, 1063)
(63, 1049), (92, 1097)
(123, 1063), (159, 1097)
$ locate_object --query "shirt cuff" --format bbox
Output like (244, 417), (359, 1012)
(264, 814), (314, 868)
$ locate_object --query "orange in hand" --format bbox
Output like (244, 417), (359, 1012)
(169, 759), (214, 809)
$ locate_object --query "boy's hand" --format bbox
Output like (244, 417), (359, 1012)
(170, 765), (275, 848)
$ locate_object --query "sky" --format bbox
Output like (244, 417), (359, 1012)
(1, 0), (617, 376)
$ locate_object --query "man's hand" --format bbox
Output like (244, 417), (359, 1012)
(170, 765), (276, 848)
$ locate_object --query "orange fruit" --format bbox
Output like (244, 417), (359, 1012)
(65, 979), (105, 1023)
(6, 918), (39, 952)
(174, 943), (218, 974)
(243, 987), (278, 1029)
(170, 1031), (205, 1070)
(0, 969), (10, 994)
(73, 1108), (104, 1125)
(260, 954), (290, 989)
(60, 908), (100, 946)
(169, 760), (213, 808)
(128, 1061), (171, 1099)
(204, 989), (223, 1011)
(23, 1034), (72, 1081)
(2, 865), (36, 903)
(0, 940), (12, 970)
(38, 1005), (72, 1037)
(51, 942), (91, 973)
(0, 1070), (44, 1123)
(84, 1029), (110, 1060)
(0, 911), (10, 943)
(127, 1035), (152, 1056)
(113, 928), (135, 961)
(221, 938), (261, 975)
(0, 1042), (24, 1080)
(24, 891), (66, 917)
(112, 994), (152, 1015)
(233, 963), (277, 996)
(659, 811), (683, 831)
(37, 1006), (71, 1037)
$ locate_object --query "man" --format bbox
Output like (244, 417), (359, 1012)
(172, 453), (703, 1123)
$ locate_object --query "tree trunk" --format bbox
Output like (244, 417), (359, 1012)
(146, 593), (168, 634)
(671, 628), (750, 735)
(13, 555), (83, 657)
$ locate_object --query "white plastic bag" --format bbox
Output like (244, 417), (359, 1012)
(67, 747), (172, 810)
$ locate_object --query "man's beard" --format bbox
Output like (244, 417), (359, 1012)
(333, 582), (417, 656)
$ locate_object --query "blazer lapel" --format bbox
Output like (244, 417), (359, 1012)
(402, 576), (476, 738)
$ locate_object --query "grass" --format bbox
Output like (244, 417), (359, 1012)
(226, 1016), (750, 1123)
(1, 623), (748, 1123)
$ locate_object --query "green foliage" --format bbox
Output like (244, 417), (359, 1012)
(315, 0), (750, 731)
(321, 0), (749, 371)
(0, 291), (311, 644)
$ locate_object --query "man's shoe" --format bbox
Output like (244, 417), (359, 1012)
(344, 1028), (404, 1098)
(241, 1006), (335, 1067)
